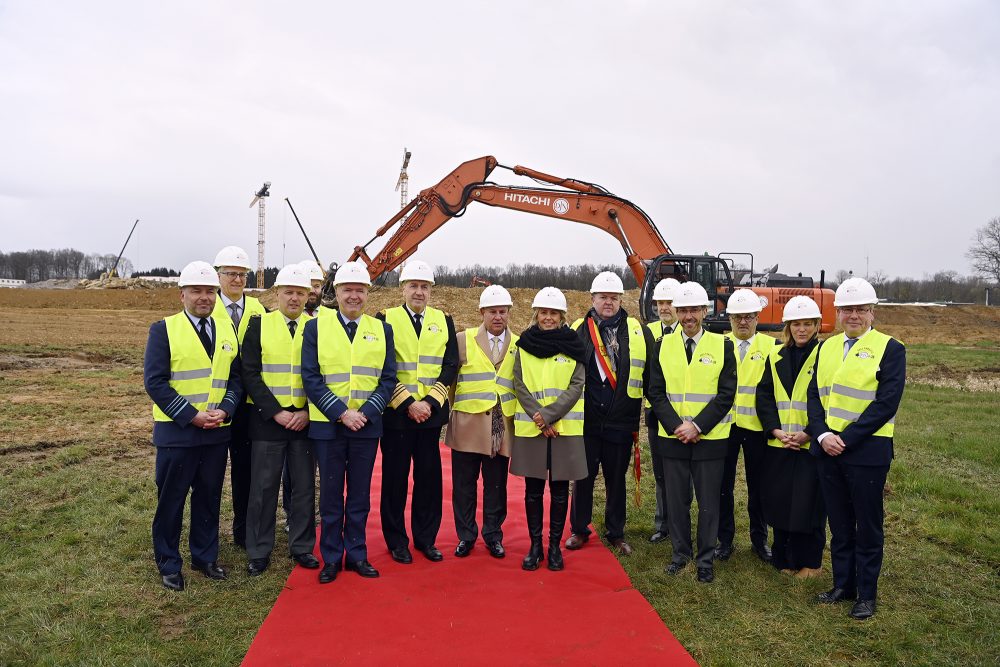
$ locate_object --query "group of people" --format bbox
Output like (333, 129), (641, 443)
(144, 247), (904, 621)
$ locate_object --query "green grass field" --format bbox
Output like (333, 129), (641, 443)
(1, 343), (998, 666)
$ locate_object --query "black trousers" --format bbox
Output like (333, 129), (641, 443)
(152, 443), (228, 575)
(245, 438), (315, 560)
(569, 435), (632, 540)
(380, 427), (443, 550)
(664, 454), (725, 569)
(718, 426), (769, 549)
(819, 457), (890, 600)
(451, 450), (509, 543)
(772, 526), (826, 571)
(316, 434), (378, 565)
(228, 403), (253, 547)
(648, 416), (670, 534)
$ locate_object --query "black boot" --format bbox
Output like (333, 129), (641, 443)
(548, 482), (568, 571)
(522, 489), (544, 571)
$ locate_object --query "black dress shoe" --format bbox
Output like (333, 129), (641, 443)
(648, 531), (669, 543)
(192, 561), (227, 580)
(714, 543), (734, 561)
(697, 567), (715, 583)
(454, 540), (474, 558)
(817, 587), (857, 604)
(849, 599), (877, 620)
(247, 558), (269, 577)
(486, 540), (505, 559)
(161, 572), (184, 591)
(418, 545), (443, 562)
(390, 546), (413, 564)
(292, 553), (320, 569)
(345, 559), (380, 578)
(665, 561), (687, 575)
(751, 543), (773, 563)
(547, 544), (564, 571)
(318, 563), (341, 584)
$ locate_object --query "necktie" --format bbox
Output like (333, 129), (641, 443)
(197, 317), (213, 358)
(413, 313), (422, 336)
(288, 320), (297, 337)
(844, 337), (859, 360)
(346, 321), (358, 342)
(686, 337), (695, 364)
(739, 340), (749, 361)
(490, 336), (501, 363)
(228, 302), (240, 328)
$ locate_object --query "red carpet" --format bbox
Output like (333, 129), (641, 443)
(242, 443), (695, 666)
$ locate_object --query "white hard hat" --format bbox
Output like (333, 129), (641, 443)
(479, 284), (513, 308)
(727, 289), (764, 315)
(298, 260), (324, 282)
(590, 271), (624, 294)
(399, 259), (435, 285)
(652, 278), (680, 302)
(531, 286), (568, 312)
(273, 263), (311, 289)
(834, 277), (878, 307)
(213, 245), (253, 270)
(178, 261), (220, 288)
(672, 282), (711, 308)
(333, 261), (372, 286)
(782, 295), (822, 321)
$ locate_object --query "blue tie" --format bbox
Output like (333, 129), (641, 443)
(844, 337), (859, 360)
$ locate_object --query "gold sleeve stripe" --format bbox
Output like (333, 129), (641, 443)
(389, 383), (411, 409)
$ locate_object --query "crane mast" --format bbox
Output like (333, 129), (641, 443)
(249, 182), (270, 288)
(395, 148), (412, 210)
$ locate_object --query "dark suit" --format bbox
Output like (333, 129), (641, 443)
(648, 331), (736, 569)
(302, 315), (396, 566)
(807, 332), (906, 600)
(144, 315), (242, 575)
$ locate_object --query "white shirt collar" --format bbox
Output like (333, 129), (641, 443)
(488, 329), (506, 344)
(220, 293), (244, 309)
(681, 328), (704, 345)
(184, 309), (212, 331)
(339, 312), (362, 325)
(844, 328), (872, 343)
(404, 304), (425, 319)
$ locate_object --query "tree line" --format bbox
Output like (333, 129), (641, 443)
(0, 249), (134, 281)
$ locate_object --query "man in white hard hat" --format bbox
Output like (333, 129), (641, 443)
(299, 260), (325, 317)
(807, 277), (905, 620)
(302, 261), (397, 582)
(242, 264), (317, 577)
(648, 282), (737, 584)
(376, 259), (459, 564)
(445, 285), (518, 559)
(716, 289), (778, 564)
(211, 245), (268, 550)
(143, 261), (243, 591)
(647, 277), (681, 544)
(564, 271), (654, 556)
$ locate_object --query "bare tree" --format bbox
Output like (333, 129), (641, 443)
(967, 217), (1000, 284)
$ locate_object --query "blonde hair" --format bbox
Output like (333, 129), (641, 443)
(531, 308), (566, 326)
(781, 318), (821, 347)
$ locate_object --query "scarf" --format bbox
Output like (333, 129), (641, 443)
(516, 324), (587, 363)
(590, 307), (627, 369)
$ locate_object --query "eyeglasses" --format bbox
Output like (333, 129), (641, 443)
(730, 314), (758, 322)
(837, 306), (872, 315)
(219, 271), (249, 279)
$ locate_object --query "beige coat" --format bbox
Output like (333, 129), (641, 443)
(444, 325), (513, 458)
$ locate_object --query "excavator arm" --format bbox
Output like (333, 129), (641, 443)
(348, 156), (671, 284)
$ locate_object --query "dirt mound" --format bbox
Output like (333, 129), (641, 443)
(77, 276), (176, 290)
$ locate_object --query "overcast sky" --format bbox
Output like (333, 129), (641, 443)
(1, 1), (997, 280)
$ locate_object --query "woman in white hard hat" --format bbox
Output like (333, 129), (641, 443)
(756, 296), (825, 578)
(497, 287), (587, 572)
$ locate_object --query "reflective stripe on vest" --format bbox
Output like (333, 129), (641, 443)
(571, 316), (647, 399)
(511, 349), (584, 437)
(308, 314), (386, 421)
(212, 294), (267, 343)
(766, 344), (819, 449)
(657, 331), (732, 440)
(384, 306), (447, 400)
(253, 311), (310, 408)
(453, 328), (520, 414)
(816, 329), (898, 437)
(153, 312), (238, 423)
(726, 333), (778, 431)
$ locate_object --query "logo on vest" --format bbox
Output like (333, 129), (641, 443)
(554, 354), (572, 364)
(750, 352), (764, 361)
(427, 323), (441, 333)
(699, 353), (716, 365)
(222, 342), (233, 352)
(855, 347), (875, 360)
(362, 333), (379, 342)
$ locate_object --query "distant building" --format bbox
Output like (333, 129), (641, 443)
(0, 278), (26, 288)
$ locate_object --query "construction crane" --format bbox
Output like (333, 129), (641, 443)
(394, 148), (411, 210)
(249, 182), (270, 288)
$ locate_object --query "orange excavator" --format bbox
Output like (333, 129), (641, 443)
(349, 156), (835, 332)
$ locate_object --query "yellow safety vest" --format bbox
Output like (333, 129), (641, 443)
(252, 311), (311, 408)
(309, 314), (387, 421)
(816, 330), (898, 438)
(453, 328), (520, 414)
(572, 316), (647, 399)
(507, 348), (584, 437)
(657, 331), (733, 440)
(647, 320), (676, 342)
(766, 344), (820, 449)
(153, 312), (238, 423)
(384, 306), (447, 399)
(726, 333), (779, 431)
(496, 344), (518, 417)
(212, 294), (267, 343)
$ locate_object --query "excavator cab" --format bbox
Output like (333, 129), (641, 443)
(639, 254), (736, 332)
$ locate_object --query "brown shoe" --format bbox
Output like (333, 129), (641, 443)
(795, 567), (824, 579)
(564, 533), (589, 550)
(609, 538), (633, 556)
